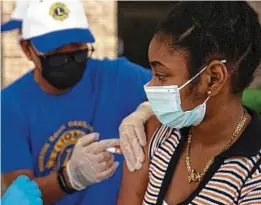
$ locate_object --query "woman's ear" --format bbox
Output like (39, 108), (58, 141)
(206, 60), (228, 96)
(19, 39), (34, 61)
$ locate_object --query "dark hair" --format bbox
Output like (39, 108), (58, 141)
(155, 1), (261, 94)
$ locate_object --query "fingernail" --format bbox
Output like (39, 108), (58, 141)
(92, 132), (100, 140)
(136, 163), (142, 170)
(129, 167), (135, 172)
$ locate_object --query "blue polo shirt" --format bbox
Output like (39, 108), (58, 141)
(1, 57), (152, 205)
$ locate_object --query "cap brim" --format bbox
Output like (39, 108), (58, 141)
(30, 28), (95, 53)
(1, 20), (22, 32)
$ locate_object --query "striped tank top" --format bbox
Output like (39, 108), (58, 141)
(143, 109), (261, 205)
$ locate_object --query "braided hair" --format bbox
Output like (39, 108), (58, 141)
(155, 1), (261, 94)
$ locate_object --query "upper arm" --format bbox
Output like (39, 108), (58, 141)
(117, 116), (160, 205)
(238, 167), (261, 204)
(1, 94), (33, 185)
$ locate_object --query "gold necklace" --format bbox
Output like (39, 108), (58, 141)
(185, 109), (248, 183)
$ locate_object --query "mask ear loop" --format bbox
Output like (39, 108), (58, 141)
(204, 96), (211, 104)
(178, 60), (226, 91)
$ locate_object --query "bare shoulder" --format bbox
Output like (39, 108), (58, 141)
(145, 115), (161, 143)
(117, 115), (160, 205)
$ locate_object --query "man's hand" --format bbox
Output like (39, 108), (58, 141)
(119, 101), (154, 172)
(2, 175), (43, 205)
(66, 133), (120, 190)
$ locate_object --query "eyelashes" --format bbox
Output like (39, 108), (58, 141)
(155, 73), (168, 82)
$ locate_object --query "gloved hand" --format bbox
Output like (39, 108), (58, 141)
(119, 101), (154, 172)
(66, 133), (120, 190)
(2, 175), (42, 205)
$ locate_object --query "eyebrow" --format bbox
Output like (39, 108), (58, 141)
(150, 61), (170, 70)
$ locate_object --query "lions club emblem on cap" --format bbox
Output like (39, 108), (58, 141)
(49, 2), (70, 21)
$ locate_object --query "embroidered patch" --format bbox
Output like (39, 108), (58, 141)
(49, 2), (70, 21)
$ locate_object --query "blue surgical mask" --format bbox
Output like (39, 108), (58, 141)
(144, 60), (226, 129)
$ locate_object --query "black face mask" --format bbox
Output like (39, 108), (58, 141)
(39, 49), (88, 90)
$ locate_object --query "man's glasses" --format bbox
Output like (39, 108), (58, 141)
(40, 45), (95, 67)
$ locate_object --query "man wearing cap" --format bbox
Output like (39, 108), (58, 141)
(1, 0), (154, 205)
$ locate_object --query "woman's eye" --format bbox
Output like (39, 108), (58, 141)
(155, 74), (168, 81)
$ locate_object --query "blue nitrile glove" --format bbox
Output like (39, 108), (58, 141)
(2, 175), (43, 205)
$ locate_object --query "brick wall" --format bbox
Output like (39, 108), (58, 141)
(1, 0), (117, 87)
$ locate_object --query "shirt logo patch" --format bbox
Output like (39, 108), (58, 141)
(38, 121), (93, 174)
(49, 2), (70, 21)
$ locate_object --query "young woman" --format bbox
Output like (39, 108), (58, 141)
(117, 2), (261, 205)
